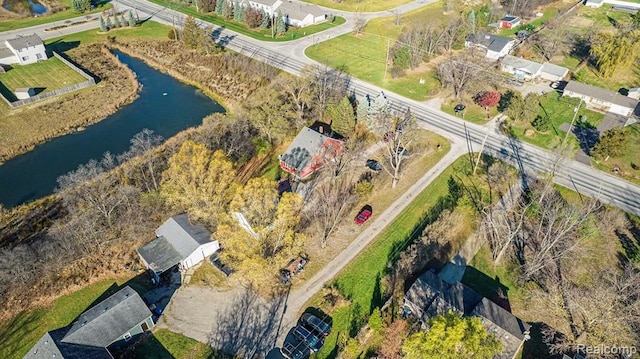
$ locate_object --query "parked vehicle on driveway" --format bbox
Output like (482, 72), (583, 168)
(301, 313), (331, 337)
(281, 339), (308, 359)
(354, 205), (373, 225)
(293, 325), (324, 352)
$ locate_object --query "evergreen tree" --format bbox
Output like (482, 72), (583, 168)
(99, 15), (107, 32)
(215, 0), (224, 15)
(260, 9), (270, 28)
(113, 14), (121, 28)
(120, 14), (127, 27)
(531, 115), (551, 132)
(275, 10), (286, 36)
(233, 3), (242, 22)
(469, 10), (476, 34)
(182, 16), (200, 49)
(356, 94), (370, 124)
(105, 15), (113, 30)
(593, 128), (628, 159)
(128, 10), (137, 27)
(71, 0), (81, 12)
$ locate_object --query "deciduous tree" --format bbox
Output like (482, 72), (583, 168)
(402, 311), (502, 359)
(590, 31), (639, 78)
(437, 53), (480, 99)
(160, 140), (238, 228)
(306, 175), (357, 248)
(505, 92), (540, 123)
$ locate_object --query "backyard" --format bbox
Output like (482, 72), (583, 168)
(0, 56), (87, 101)
(508, 91), (604, 150)
(305, 2), (445, 101)
(0, 0), (111, 32)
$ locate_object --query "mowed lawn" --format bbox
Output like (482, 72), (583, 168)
(305, 2), (445, 101)
(0, 57), (87, 99)
(302, 0), (412, 11)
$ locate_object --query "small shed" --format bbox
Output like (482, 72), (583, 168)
(499, 16), (521, 29)
(15, 87), (35, 100)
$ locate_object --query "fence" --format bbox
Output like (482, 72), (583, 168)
(0, 52), (96, 108)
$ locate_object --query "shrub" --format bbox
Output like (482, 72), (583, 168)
(531, 114), (550, 132)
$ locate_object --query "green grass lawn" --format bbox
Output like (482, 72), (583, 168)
(591, 124), (640, 185)
(301, 0), (413, 12)
(508, 92), (604, 150)
(0, 277), (146, 359)
(127, 329), (213, 359)
(309, 155), (476, 358)
(146, 0), (345, 42)
(45, 21), (172, 47)
(0, 0), (111, 32)
(441, 98), (499, 125)
(0, 57), (87, 100)
(305, 2), (445, 101)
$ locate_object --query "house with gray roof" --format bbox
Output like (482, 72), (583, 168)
(563, 81), (639, 117)
(279, 125), (344, 180)
(404, 270), (531, 359)
(539, 62), (569, 82)
(24, 286), (153, 359)
(137, 214), (220, 280)
(465, 32), (515, 60)
(241, 0), (326, 27)
(500, 55), (542, 81)
(0, 34), (47, 66)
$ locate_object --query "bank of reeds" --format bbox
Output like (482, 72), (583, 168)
(0, 43), (139, 162)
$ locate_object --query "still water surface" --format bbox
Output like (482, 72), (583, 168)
(0, 50), (225, 207)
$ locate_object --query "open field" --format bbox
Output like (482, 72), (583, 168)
(147, 0), (345, 42)
(45, 20), (171, 46)
(0, 277), (150, 359)
(301, 0), (412, 11)
(508, 92), (604, 150)
(305, 2), (445, 101)
(0, 0), (111, 32)
(0, 57), (87, 101)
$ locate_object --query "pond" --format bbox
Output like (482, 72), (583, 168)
(2, 0), (47, 15)
(0, 50), (225, 208)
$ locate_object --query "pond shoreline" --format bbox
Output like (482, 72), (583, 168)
(0, 44), (140, 163)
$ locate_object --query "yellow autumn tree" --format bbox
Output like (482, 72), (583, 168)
(217, 189), (307, 286)
(160, 140), (238, 228)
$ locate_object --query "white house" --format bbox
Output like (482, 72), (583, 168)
(0, 34), (47, 66)
(501, 55), (542, 80)
(500, 55), (569, 82)
(563, 81), (639, 117)
(465, 32), (515, 60)
(137, 214), (220, 281)
(242, 0), (326, 27)
(539, 62), (569, 82)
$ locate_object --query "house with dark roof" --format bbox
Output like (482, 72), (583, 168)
(279, 126), (344, 180)
(563, 81), (639, 117)
(137, 214), (220, 280)
(404, 271), (531, 359)
(0, 34), (47, 66)
(24, 286), (153, 359)
(465, 32), (515, 60)
(499, 15), (521, 29)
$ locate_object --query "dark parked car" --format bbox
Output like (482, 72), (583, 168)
(354, 205), (373, 225)
(281, 340), (308, 359)
(454, 104), (465, 113)
(301, 313), (331, 337)
(366, 159), (382, 172)
(293, 325), (324, 352)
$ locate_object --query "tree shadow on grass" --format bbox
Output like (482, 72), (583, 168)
(521, 322), (564, 359)
(572, 121), (599, 156)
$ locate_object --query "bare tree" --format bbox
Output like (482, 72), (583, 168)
(532, 25), (572, 61)
(376, 108), (417, 188)
(118, 129), (164, 192)
(305, 65), (350, 120)
(306, 175), (357, 248)
(274, 74), (314, 127)
(437, 51), (481, 99)
(353, 12), (367, 35)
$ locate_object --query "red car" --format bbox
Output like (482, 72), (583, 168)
(354, 205), (373, 225)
